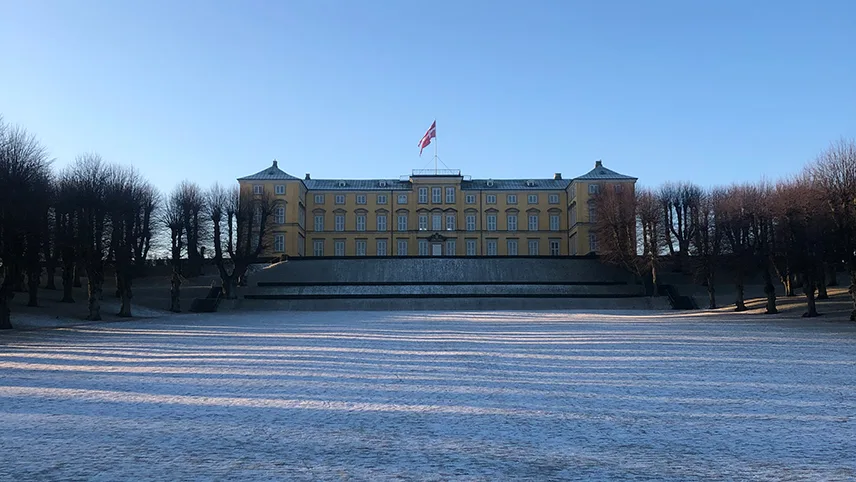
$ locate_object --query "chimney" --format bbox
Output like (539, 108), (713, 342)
(554, 173), (562, 180)
(305, 173), (311, 180)
(272, 159), (278, 168)
(595, 160), (602, 168)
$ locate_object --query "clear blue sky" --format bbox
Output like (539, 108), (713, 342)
(2, 0), (854, 192)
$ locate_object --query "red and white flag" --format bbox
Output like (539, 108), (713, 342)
(418, 120), (436, 156)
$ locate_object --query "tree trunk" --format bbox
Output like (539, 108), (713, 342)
(848, 270), (856, 322)
(169, 270), (181, 313)
(827, 263), (838, 287)
(45, 265), (57, 290)
(734, 270), (747, 312)
(0, 281), (12, 329)
(707, 284), (716, 309)
(73, 263), (83, 288)
(650, 263), (658, 296)
(117, 270), (132, 317)
(763, 267), (778, 314)
(817, 271), (829, 300)
(86, 270), (103, 321)
(27, 268), (40, 307)
(221, 275), (238, 300)
(61, 263), (75, 303)
(803, 279), (819, 318)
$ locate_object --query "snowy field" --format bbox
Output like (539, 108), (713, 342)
(1, 311), (855, 481)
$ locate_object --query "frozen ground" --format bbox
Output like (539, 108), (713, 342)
(1, 311), (855, 481)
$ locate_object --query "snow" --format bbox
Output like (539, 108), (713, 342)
(1, 310), (855, 480)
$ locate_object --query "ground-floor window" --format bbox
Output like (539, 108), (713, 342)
(527, 239), (539, 255)
(298, 234), (305, 256)
(334, 239), (345, 257)
(397, 239), (408, 256)
(486, 239), (497, 256)
(588, 233), (598, 253)
(355, 239), (367, 256)
(465, 239), (477, 255)
(418, 239), (429, 256)
(273, 233), (285, 252)
(376, 239), (388, 256)
(507, 239), (518, 256)
(445, 239), (456, 255)
(313, 239), (324, 256)
(549, 239), (561, 256)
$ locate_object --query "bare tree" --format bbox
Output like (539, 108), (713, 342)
(660, 182), (702, 270)
(176, 181), (206, 277)
(810, 139), (856, 320)
(161, 187), (185, 312)
(753, 181), (778, 314)
(209, 184), (272, 299)
(718, 184), (757, 311)
(0, 117), (53, 328)
(592, 185), (639, 277)
(63, 154), (111, 321)
(55, 175), (79, 303)
(690, 188), (724, 309)
(636, 187), (662, 292)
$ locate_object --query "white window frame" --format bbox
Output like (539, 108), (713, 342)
(588, 203), (597, 223)
(418, 187), (428, 204)
(356, 214), (367, 232)
(274, 206), (285, 224)
(377, 214), (387, 232)
(253, 184), (263, 195)
(431, 187), (442, 203)
(356, 194), (367, 205)
(589, 233), (598, 252)
(275, 184), (285, 195)
(418, 239), (429, 256)
(418, 214), (428, 230)
(313, 240), (324, 256)
(314, 194), (325, 204)
(528, 214), (538, 231)
(486, 239), (498, 256)
(445, 214), (456, 231)
(550, 239), (561, 256)
(548, 194), (559, 204)
(527, 194), (537, 204)
(445, 187), (455, 204)
(465, 214), (476, 231)
(486, 194), (496, 204)
(397, 239), (408, 256)
(550, 214), (560, 231)
(445, 239), (456, 255)
(376, 239), (388, 256)
(335, 194), (345, 205)
(507, 239), (518, 256)
(273, 233), (285, 252)
(397, 214), (408, 231)
(355, 239), (367, 256)
(487, 214), (497, 231)
(528, 239), (539, 255)
(334, 239), (345, 257)
(466, 239), (477, 256)
(589, 184), (600, 194)
(507, 214), (517, 232)
(377, 194), (388, 204)
(314, 215), (324, 231)
(465, 194), (476, 204)
(507, 194), (517, 204)
(334, 214), (345, 232)
(397, 194), (408, 204)
(431, 213), (442, 231)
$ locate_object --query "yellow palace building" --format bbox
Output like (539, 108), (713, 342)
(237, 160), (636, 258)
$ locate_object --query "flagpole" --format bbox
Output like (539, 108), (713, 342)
(434, 119), (438, 174)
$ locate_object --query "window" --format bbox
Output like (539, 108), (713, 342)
(376, 239), (388, 256)
(397, 194), (408, 204)
(548, 194), (559, 204)
(486, 194), (496, 204)
(465, 194), (476, 204)
(445, 187), (455, 204)
(418, 239), (429, 256)
(432, 213), (442, 231)
(589, 233), (598, 252)
(397, 214), (408, 231)
(334, 239), (345, 256)
(466, 239), (477, 256)
(298, 205), (305, 228)
(589, 184), (600, 194)
(432, 187), (442, 203)
(550, 214), (560, 231)
(274, 206), (285, 224)
(356, 194), (367, 205)
(252, 184), (263, 195)
(528, 214), (538, 231)
(377, 214), (387, 231)
(507, 239), (518, 256)
(418, 214), (428, 230)
(377, 194), (388, 205)
(355, 239), (367, 256)
(275, 185), (285, 195)
(507, 194), (517, 204)
(507, 214), (517, 231)
(314, 194), (325, 204)
(527, 194), (538, 204)
(335, 194), (345, 205)
(314, 215), (324, 231)
(313, 240), (324, 256)
(570, 205), (577, 226)
(550, 239), (561, 256)
(465, 214), (476, 231)
(356, 214), (366, 231)
(486, 239), (498, 256)
(273, 234), (285, 252)
(418, 187), (428, 204)
(588, 203), (597, 223)
(487, 214), (497, 231)
(445, 213), (456, 231)
(397, 239), (408, 256)
(298, 234), (305, 256)
(528, 239), (539, 255)
(570, 233), (577, 255)
(614, 184), (623, 193)
(334, 214), (345, 232)
(445, 239), (456, 255)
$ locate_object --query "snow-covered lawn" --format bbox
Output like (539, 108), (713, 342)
(1, 311), (855, 481)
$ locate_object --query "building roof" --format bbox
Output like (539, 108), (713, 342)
(237, 160), (300, 181)
(462, 179), (571, 191)
(304, 179), (412, 191)
(575, 160), (637, 181)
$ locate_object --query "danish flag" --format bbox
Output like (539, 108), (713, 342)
(418, 120), (436, 156)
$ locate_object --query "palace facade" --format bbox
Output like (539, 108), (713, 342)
(237, 160), (636, 258)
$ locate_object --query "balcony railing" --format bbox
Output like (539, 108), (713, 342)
(411, 169), (462, 177)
